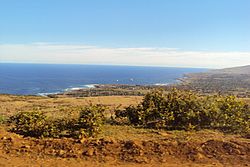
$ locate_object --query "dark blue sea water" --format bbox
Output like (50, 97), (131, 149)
(0, 63), (207, 95)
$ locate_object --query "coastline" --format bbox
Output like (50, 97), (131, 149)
(50, 84), (167, 98)
(1, 63), (207, 96)
(0, 79), (184, 97)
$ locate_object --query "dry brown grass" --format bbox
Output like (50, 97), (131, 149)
(0, 95), (142, 118)
(0, 94), (249, 167)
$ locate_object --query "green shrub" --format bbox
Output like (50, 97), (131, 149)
(141, 90), (173, 128)
(116, 89), (250, 134)
(115, 105), (144, 126)
(211, 96), (250, 133)
(78, 105), (106, 138)
(9, 111), (60, 138)
(0, 114), (5, 124)
(162, 89), (205, 130)
(9, 104), (106, 138)
(115, 90), (174, 128)
(116, 89), (205, 130)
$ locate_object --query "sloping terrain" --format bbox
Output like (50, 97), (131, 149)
(181, 65), (250, 96)
(214, 65), (250, 74)
(0, 125), (249, 167)
(0, 95), (250, 167)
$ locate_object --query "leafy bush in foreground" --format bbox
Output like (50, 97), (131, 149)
(116, 89), (250, 133)
(8, 105), (106, 138)
(9, 111), (60, 138)
(211, 96), (250, 133)
(78, 105), (106, 137)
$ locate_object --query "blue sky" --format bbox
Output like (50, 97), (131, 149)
(0, 0), (250, 68)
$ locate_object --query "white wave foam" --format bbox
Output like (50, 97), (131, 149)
(154, 83), (169, 86)
(36, 92), (60, 96)
(64, 84), (98, 92)
(64, 87), (83, 91)
(84, 84), (98, 88)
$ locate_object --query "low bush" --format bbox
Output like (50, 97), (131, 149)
(8, 104), (106, 138)
(210, 96), (250, 133)
(78, 104), (106, 137)
(116, 89), (250, 134)
(9, 111), (60, 138)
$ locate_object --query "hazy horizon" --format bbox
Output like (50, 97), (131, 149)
(0, 61), (212, 69)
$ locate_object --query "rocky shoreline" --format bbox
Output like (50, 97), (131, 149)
(49, 84), (172, 98)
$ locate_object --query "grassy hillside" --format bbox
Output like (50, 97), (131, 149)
(0, 92), (249, 166)
(213, 65), (250, 74)
(180, 65), (250, 97)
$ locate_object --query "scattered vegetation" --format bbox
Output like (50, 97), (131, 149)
(8, 105), (106, 138)
(6, 89), (250, 139)
(116, 89), (250, 134)
(1, 87), (250, 166)
(62, 84), (149, 97)
(9, 111), (61, 138)
(180, 66), (250, 97)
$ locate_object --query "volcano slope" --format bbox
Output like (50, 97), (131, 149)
(0, 94), (249, 167)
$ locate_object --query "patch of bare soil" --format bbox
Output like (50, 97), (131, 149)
(0, 127), (249, 167)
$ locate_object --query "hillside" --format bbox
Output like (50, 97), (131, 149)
(181, 65), (250, 97)
(213, 65), (250, 74)
(0, 94), (249, 167)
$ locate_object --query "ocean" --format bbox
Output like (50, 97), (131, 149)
(0, 63), (207, 95)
